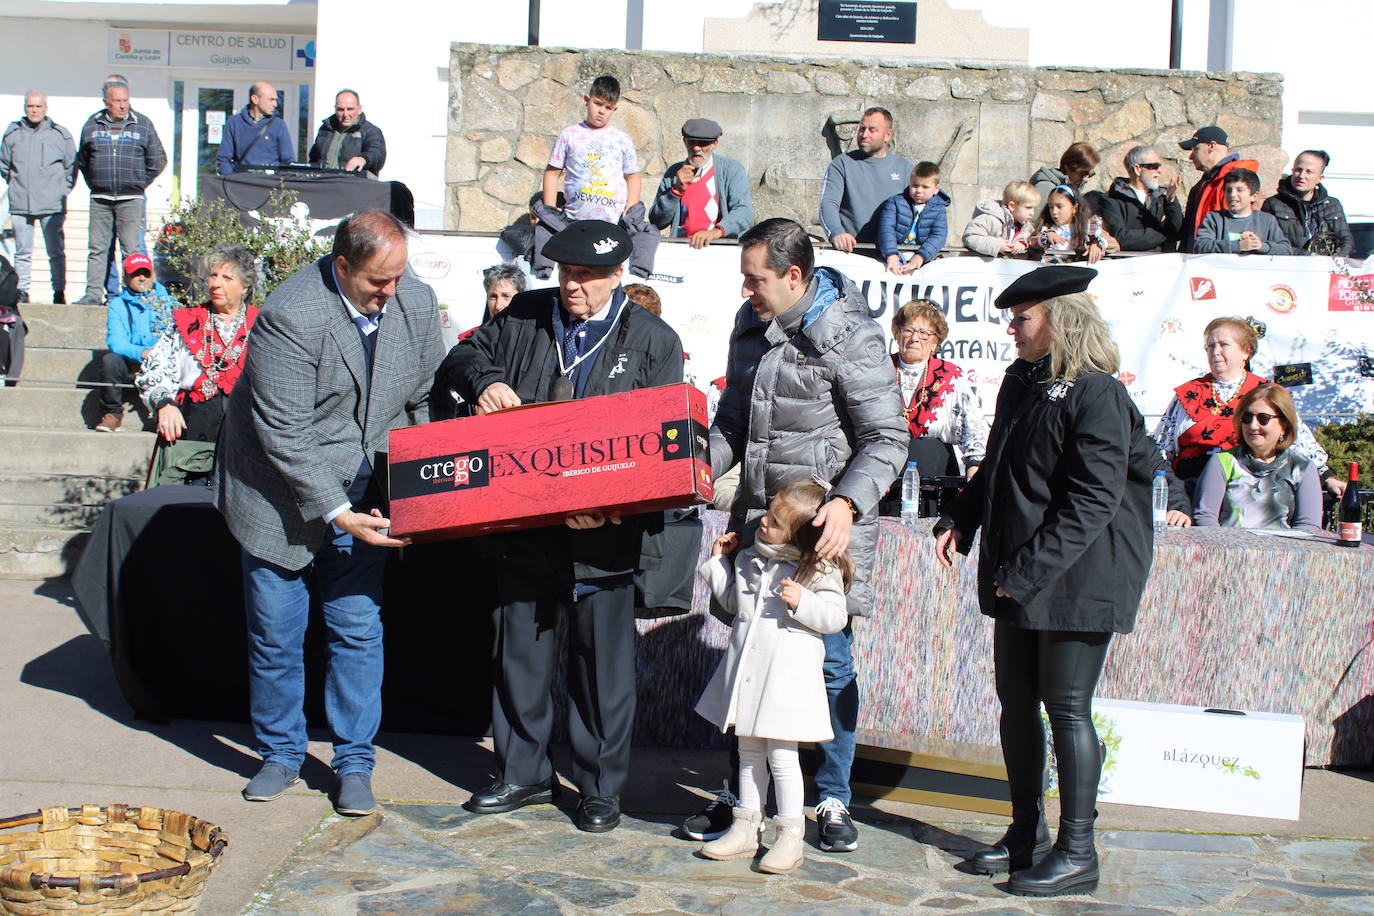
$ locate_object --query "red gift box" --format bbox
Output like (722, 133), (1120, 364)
(387, 383), (713, 540)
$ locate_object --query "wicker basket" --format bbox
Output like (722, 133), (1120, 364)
(0, 805), (228, 914)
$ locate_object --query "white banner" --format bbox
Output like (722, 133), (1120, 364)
(407, 235), (1374, 421)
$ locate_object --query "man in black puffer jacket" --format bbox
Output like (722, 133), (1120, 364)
(1096, 145), (1183, 253)
(1262, 150), (1353, 256)
(308, 90), (386, 175)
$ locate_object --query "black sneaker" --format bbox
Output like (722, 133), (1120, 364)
(680, 781), (738, 841)
(815, 797), (858, 852)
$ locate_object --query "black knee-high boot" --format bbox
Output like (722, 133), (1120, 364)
(975, 621), (1053, 874)
(970, 797), (1051, 874)
(1007, 633), (1110, 897)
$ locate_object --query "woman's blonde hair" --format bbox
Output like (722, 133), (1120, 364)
(1038, 291), (1119, 382)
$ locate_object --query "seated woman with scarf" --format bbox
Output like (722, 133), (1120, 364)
(1192, 382), (1322, 529)
(138, 243), (259, 485)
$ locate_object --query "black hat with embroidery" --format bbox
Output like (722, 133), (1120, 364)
(994, 265), (1097, 309)
(541, 219), (632, 267)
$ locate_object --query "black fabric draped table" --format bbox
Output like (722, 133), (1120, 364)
(70, 488), (701, 736)
(71, 488), (1374, 767)
(71, 487), (494, 734)
(200, 172), (415, 226)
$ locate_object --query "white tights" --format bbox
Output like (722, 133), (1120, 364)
(737, 736), (803, 819)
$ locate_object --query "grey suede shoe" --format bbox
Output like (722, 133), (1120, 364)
(335, 772), (377, 816)
(242, 761), (300, 802)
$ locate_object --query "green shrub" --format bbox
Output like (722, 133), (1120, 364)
(1314, 415), (1374, 531)
(157, 188), (328, 306)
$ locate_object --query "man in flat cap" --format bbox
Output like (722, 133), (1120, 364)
(649, 118), (753, 248)
(440, 219), (684, 833)
(1178, 126), (1259, 252)
(933, 264), (1157, 898)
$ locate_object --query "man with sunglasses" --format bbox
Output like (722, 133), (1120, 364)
(1096, 145), (1184, 252)
(1179, 126), (1258, 253)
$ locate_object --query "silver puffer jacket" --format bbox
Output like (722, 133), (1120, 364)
(710, 266), (907, 616)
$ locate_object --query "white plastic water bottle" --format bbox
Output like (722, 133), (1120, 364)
(1152, 469), (1169, 531)
(901, 461), (922, 526)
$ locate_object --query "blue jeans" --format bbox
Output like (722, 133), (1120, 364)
(241, 530), (388, 775)
(815, 624), (858, 805)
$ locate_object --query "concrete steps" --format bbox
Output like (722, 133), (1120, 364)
(17, 303), (108, 350)
(1, 428), (154, 477)
(0, 387), (150, 431)
(1, 297), (158, 576)
(0, 525), (90, 578)
(0, 503), (103, 528)
(1, 212), (177, 576)
(20, 347), (104, 385)
(0, 471), (141, 505)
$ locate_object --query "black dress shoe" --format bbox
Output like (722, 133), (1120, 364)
(463, 779), (556, 814)
(575, 795), (620, 833)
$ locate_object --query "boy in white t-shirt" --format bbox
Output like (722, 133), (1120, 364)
(544, 75), (641, 224)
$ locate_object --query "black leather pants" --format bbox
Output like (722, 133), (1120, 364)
(993, 621), (1112, 820)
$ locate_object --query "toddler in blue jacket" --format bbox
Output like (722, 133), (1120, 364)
(878, 161), (949, 274)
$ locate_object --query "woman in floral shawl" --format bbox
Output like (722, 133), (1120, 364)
(138, 243), (259, 485)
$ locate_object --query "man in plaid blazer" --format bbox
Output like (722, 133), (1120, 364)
(215, 210), (444, 816)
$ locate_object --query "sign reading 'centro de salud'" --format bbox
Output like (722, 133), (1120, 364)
(818, 0), (917, 43)
(108, 29), (315, 71)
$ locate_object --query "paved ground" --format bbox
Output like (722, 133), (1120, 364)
(2, 578), (1371, 915)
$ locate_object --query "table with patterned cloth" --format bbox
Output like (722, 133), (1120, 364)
(645, 513), (1374, 767)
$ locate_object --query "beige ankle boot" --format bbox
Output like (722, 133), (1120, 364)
(700, 807), (763, 860)
(758, 815), (805, 874)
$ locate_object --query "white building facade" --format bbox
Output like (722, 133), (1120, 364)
(2, 0), (1369, 256)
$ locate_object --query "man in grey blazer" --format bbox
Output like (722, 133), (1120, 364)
(215, 210), (444, 816)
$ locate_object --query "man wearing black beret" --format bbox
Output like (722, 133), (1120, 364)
(934, 264), (1156, 897)
(439, 219), (684, 833)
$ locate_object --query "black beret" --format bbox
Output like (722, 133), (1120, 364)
(682, 118), (722, 140)
(541, 220), (632, 267)
(994, 265), (1097, 309)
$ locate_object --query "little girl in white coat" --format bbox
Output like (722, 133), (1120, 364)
(694, 479), (851, 873)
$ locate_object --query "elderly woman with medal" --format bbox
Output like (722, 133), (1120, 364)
(440, 219), (685, 835)
(933, 266), (1156, 898)
(883, 299), (988, 516)
(138, 242), (259, 485)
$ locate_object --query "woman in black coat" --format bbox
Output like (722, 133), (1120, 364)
(934, 265), (1153, 898)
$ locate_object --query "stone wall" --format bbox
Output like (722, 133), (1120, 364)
(446, 44), (1285, 241)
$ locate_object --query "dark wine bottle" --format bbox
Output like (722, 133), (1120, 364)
(1338, 462), (1362, 548)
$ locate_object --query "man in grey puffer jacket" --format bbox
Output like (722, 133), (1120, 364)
(684, 217), (905, 852)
